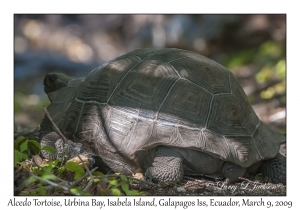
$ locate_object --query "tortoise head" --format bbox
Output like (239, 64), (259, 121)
(44, 72), (75, 94)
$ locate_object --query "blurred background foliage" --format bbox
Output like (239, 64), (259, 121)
(14, 14), (286, 132)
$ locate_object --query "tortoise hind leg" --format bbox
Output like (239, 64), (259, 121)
(144, 147), (184, 183)
(262, 154), (286, 184)
(222, 162), (246, 184)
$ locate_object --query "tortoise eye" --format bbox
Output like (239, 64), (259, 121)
(49, 77), (54, 83)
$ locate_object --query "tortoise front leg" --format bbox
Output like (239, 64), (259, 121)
(39, 116), (87, 163)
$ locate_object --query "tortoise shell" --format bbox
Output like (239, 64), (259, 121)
(46, 48), (285, 168)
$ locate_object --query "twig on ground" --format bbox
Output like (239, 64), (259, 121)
(183, 176), (204, 181)
(30, 174), (70, 191)
(93, 173), (159, 187)
(239, 177), (263, 184)
(71, 167), (98, 188)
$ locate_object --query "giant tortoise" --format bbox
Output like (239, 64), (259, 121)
(40, 48), (286, 184)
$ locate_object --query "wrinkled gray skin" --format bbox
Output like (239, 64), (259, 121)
(40, 48), (286, 184)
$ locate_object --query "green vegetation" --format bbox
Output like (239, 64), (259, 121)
(223, 40), (286, 101)
(14, 136), (145, 196)
(14, 135), (54, 166)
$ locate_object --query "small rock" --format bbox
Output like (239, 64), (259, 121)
(67, 155), (90, 166)
(177, 187), (186, 193)
(133, 172), (144, 180)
